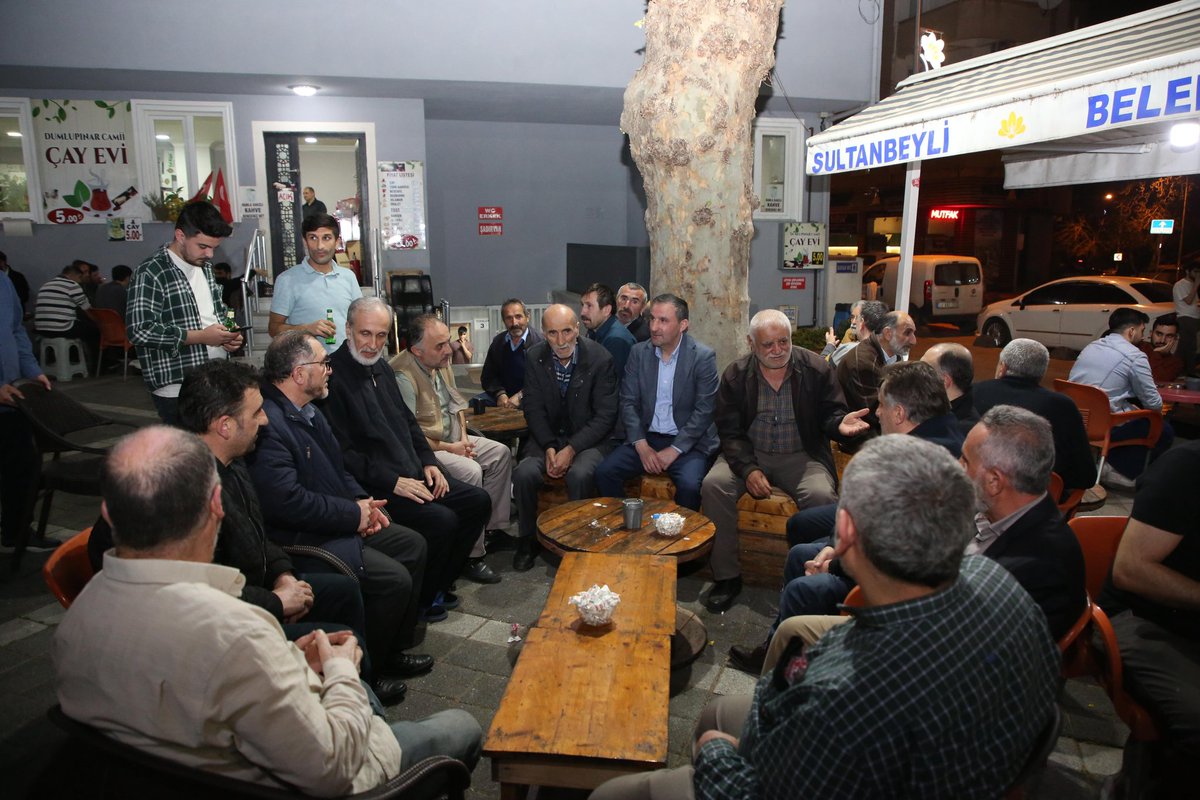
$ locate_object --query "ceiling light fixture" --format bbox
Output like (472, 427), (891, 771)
(290, 84), (319, 97)
(1169, 121), (1200, 150)
(155, 133), (170, 141)
(304, 136), (318, 144)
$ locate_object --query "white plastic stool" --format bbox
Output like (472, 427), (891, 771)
(38, 338), (90, 382)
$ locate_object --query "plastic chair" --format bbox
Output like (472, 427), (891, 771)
(1048, 471), (1085, 520)
(1088, 602), (1159, 742)
(88, 307), (134, 379)
(38, 337), (89, 382)
(41, 528), (95, 608)
(45, 705), (471, 799)
(12, 382), (133, 566)
(839, 584), (864, 615)
(1067, 515), (1129, 599)
(1053, 379), (1163, 480)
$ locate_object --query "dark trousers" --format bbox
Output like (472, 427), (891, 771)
(593, 432), (712, 510)
(513, 444), (606, 538)
(384, 476), (490, 605)
(777, 538), (851, 630)
(360, 524), (428, 666)
(786, 502), (838, 547)
(1108, 418), (1174, 479)
(150, 394), (179, 427)
(0, 410), (39, 544)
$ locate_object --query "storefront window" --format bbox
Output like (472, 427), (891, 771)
(0, 99), (41, 220)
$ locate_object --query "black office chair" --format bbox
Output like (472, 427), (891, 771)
(45, 705), (471, 800)
(12, 383), (134, 568)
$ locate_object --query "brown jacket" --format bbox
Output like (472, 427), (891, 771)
(389, 350), (467, 444)
(715, 347), (850, 483)
(836, 334), (888, 434)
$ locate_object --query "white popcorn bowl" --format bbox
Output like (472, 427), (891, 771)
(569, 584), (621, 626)
(654, 512), (686, 538)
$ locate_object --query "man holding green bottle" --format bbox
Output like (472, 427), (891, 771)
(269, 213), (362, 353)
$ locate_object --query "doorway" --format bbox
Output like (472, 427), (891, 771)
(261, 131), (372, 283)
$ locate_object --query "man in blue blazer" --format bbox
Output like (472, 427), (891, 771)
(594, 293), (719, 509)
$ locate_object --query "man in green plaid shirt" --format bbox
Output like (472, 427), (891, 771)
(591, 435), (1060, 800)
(127, 202), (242, 424)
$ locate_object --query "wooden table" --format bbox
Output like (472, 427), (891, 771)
(485, 553), (674, 798)
(536, 497), (716, 563)
(467, 406), (529, 441)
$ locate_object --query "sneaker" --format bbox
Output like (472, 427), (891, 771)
(1100, 463), (1136, 491)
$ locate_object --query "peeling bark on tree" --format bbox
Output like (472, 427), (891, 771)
(623, 0), (784, 369)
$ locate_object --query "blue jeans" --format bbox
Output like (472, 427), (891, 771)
(593, 432), (712, 510)
(389, 709), (483, 771)
(775, 539), (851, 631)
(1108, 417), (1174, 479)
(786, 503), (837, 547)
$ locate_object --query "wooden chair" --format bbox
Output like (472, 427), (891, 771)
(1067, 515), (1129, 599)
(45, 705), (471, 799)
(87, 307), (134, 379)
(1048, 471), (1085, 520)
(41, 528), (94, 609)
(1053, 379), (1163, 480)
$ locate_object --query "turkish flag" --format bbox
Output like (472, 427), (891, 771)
(212, 169), (233, 223)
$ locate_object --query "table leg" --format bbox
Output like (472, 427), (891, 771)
(499, 782), (529, 800)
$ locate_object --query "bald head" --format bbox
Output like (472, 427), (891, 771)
(101, 426), (219, 555)
(542, 304), (579, 363)
(921, 342), (974, 400)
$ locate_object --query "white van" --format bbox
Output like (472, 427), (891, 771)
(868, 254), (985, 332)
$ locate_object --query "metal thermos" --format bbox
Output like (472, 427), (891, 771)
(622, 498), (644, 530)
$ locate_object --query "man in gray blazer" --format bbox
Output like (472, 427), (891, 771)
(594, 294), (719, 509)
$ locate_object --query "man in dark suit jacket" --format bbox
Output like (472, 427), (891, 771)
(512, 305), (618, 570)
(960, 404), (1087, 639)
(973, 338), (1097, 494)
(617, 282), (650, 343)
(836, 309), (917, 441)
(479, 298), (544, 408)
(594, 293), (718, 510)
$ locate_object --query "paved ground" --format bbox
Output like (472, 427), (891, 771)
(0, 332), (1136, 798)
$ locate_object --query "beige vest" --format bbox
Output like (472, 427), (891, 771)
(389, 350), (467, 443)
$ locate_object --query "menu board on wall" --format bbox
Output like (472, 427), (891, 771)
(378, 161), (427, 250)
(33, 99), (149, 224)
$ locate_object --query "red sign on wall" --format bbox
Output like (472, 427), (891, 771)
(782, 276), (807, 290)
(478, 206), (503, 220)
(479, 223), (504, 236)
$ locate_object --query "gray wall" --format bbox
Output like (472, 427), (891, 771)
(425, 119), (640, 306)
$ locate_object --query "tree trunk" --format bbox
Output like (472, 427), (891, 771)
(622, 0), (784, 369)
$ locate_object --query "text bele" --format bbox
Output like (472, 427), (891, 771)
(1086, 75), (1199, 128)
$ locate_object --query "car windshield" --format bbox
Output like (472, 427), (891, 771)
(1129, 281), (1172, 304)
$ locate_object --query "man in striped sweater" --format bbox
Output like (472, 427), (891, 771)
(33, 263), (98, 354)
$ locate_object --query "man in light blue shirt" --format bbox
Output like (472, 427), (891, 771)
(594, 294), (719, 510)
(268, 213), (362, 352)
(1068, 307), (1172, 484)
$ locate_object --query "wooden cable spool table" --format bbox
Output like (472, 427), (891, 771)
(535, 497), (716, 562)
(484, 552), (674, 798)
(466, 405), (529, 441)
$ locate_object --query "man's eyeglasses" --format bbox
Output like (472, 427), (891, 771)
(297, 357), (333, 372)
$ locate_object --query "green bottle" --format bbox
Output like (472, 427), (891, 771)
(324, 308), (336, 346)
(224, 309), (238, 332)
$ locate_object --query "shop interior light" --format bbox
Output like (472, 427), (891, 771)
(1169, 122), (1199, 149)
(155, 133), (170, 141)
(290, 84), (319, 97)
(304, 136), (318, 144)
(5, 131), (21, 137)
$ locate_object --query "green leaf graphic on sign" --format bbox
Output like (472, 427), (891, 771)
(64, 180), (91, 208)
(95, 100), (107, 108)
(31, 107), (39, 117)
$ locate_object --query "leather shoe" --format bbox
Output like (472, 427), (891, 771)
(385, 652), (434, 678)
(420, 603), (448, 623)
(728, 641), (769, 675)
(513, 537), (539, 572)
(704, 576), (743, 614)
(370, 677), (407, 706)
(464, 557), (501, 584)
(439, 590), (460, 610)
(485, 529), (518, 552)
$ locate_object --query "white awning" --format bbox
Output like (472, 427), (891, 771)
(805, 0), (1200, 182)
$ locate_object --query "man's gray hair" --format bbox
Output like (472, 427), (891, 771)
(101, 426), (218, 551)
(839, 435), (974, 587)
(347, 296), (391, 327)
(619, 282), (647, 297)
(860, 301), (889, 334)
(262, 331), (320, 383)
(749, 308), (793, 337)
(977, 405), (1055, 495)
(999, 338), (1049, 379)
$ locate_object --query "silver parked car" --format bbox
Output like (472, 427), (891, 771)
(976, 276), (1174, 351)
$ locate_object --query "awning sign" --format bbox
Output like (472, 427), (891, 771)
(806, 64), (1200, 177)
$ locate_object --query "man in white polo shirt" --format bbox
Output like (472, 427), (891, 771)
(268, 213), (362, 353)
(127, 201), (242, 425)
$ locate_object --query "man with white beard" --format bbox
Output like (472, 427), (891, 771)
(323, 298), (491, 624)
